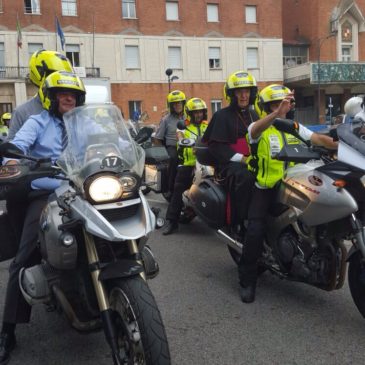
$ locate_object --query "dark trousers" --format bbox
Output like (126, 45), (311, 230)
(224, 162), (255, 226)
(166, 145), (178, 193)
(238, 187), (276, 287)
(3, 192), (50, 324)
(165, 165), (194, 222)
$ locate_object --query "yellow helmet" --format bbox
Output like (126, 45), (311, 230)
(29, 50), (74, 87)
(255, 84), (291, 118)
(39, 71), (86, 113)
(166, 90), (186, 112)
(224, 70), (257, 105)
(185, 97), (207, 123)
(0, 112), (11, 126)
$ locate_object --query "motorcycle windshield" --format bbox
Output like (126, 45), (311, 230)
(59, 104), (145, 187)
(337, 121), (365, 156)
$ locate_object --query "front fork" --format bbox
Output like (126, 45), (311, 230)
(350, 213), (365, 259)
(83, 230), (122, 365)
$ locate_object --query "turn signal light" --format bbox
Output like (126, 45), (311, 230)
(333, 179), (346, 188)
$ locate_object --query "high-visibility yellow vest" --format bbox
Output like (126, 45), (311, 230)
(178, 122), (208, 166)
(248, 125), (300, 188)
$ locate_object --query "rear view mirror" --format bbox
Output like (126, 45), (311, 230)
(177, 120), (186, 130)
(134, 127), (153, 144)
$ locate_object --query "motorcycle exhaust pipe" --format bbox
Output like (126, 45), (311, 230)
(52, 285), (101, 332)
(217, 229), (243, 255)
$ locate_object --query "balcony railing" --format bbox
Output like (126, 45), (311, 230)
(0, 67), (29, 79)
(0, 67), (101, 80)
(311, 62), (365, 84)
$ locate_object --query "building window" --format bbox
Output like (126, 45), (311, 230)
(342, 46), (352, 62)
(0, 42), (4, 67)
(0, 103), (12, 114)
(24, 0), (40, 14)
(340, 21), (353, 62)
(62, 0), (77, 16)
(283, 46), (308, 67)
(211, 100), (222, 114)
(168, 46), (182, 69)
(207, 4), (218, 22)
(208, 47), (221, 69)
(245, 5), (257, 23)
(0, 1), (3, 13)
(247, 47), (258, 68)
(122, 0), (136, 18)
(28, 43), (43, 58)
(66, 44), (80, 66)
(128, 100), (141, 121)
(125, 45), (140, 69)
(166, 1), (179, 21)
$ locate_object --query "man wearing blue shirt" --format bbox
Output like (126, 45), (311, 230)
(0, 71), (86, 365)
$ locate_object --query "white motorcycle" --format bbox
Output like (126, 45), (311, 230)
(0, 104), (170, 364)
(180, 118), (365, 319)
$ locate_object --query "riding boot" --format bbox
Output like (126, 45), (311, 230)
(162, 220), (178, 236)
(239, 282), (256, 303)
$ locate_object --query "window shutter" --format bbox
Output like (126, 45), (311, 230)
(207, 4), (218, 22)
(125, 46), (140, 68)
(247, 48), (258, 68)
(245, 6), (256, 23)
(168, 47), (181, 68)
(208, 47), (220, 59)
(166, 2), (178, 20)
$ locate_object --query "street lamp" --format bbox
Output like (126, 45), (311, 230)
(165, 68), (179, 92)
(165, 68), (172, 92)
(316, 34), (335, 123)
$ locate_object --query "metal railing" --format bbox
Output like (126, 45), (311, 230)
(0, 67), (100, 80)
(0, 67), (29, 79)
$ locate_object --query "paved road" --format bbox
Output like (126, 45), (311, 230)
(0, 195), (364, 365)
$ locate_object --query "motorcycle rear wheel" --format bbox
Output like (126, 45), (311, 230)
(109, 277), (171, 364)
(348, 251), (365, 319)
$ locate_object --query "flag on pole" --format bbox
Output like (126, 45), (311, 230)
(55, 16), (65, 51)
(16, 16), (22, 48)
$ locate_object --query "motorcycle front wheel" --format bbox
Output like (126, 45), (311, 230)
(348, 251), (365, 318)
(109, 277), (171, 364)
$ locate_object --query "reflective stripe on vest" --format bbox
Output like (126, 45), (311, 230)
(248, 126), (300, 188)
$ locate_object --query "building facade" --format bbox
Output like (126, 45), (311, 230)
(0, 0), (284, 122)
(283, 0), (365, 124)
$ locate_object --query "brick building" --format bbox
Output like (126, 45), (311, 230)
(283, 0), (365, 124)
(0, 0), (284, 122)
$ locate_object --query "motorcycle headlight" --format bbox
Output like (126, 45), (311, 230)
(120, 175), (138, 192)
(87, 175), (123, 203)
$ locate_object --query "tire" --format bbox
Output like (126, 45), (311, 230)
(109, 276), (171, 364)
(348, 251), (365, 318)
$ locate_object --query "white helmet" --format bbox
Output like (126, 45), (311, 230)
(344, 96), (363, 117)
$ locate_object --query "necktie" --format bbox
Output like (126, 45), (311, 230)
(60, 123), (68, 151)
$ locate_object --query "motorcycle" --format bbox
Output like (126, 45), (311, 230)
(180, 118), (365, 319)
(0, 104), (171, 364)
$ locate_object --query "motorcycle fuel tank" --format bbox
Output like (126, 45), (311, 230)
(277, 161), (358, 226)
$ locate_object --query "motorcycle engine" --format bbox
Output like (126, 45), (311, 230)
(276, 232), (298, 265)
(39, 199), (78, 270)
(276, 231), (312, 279)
